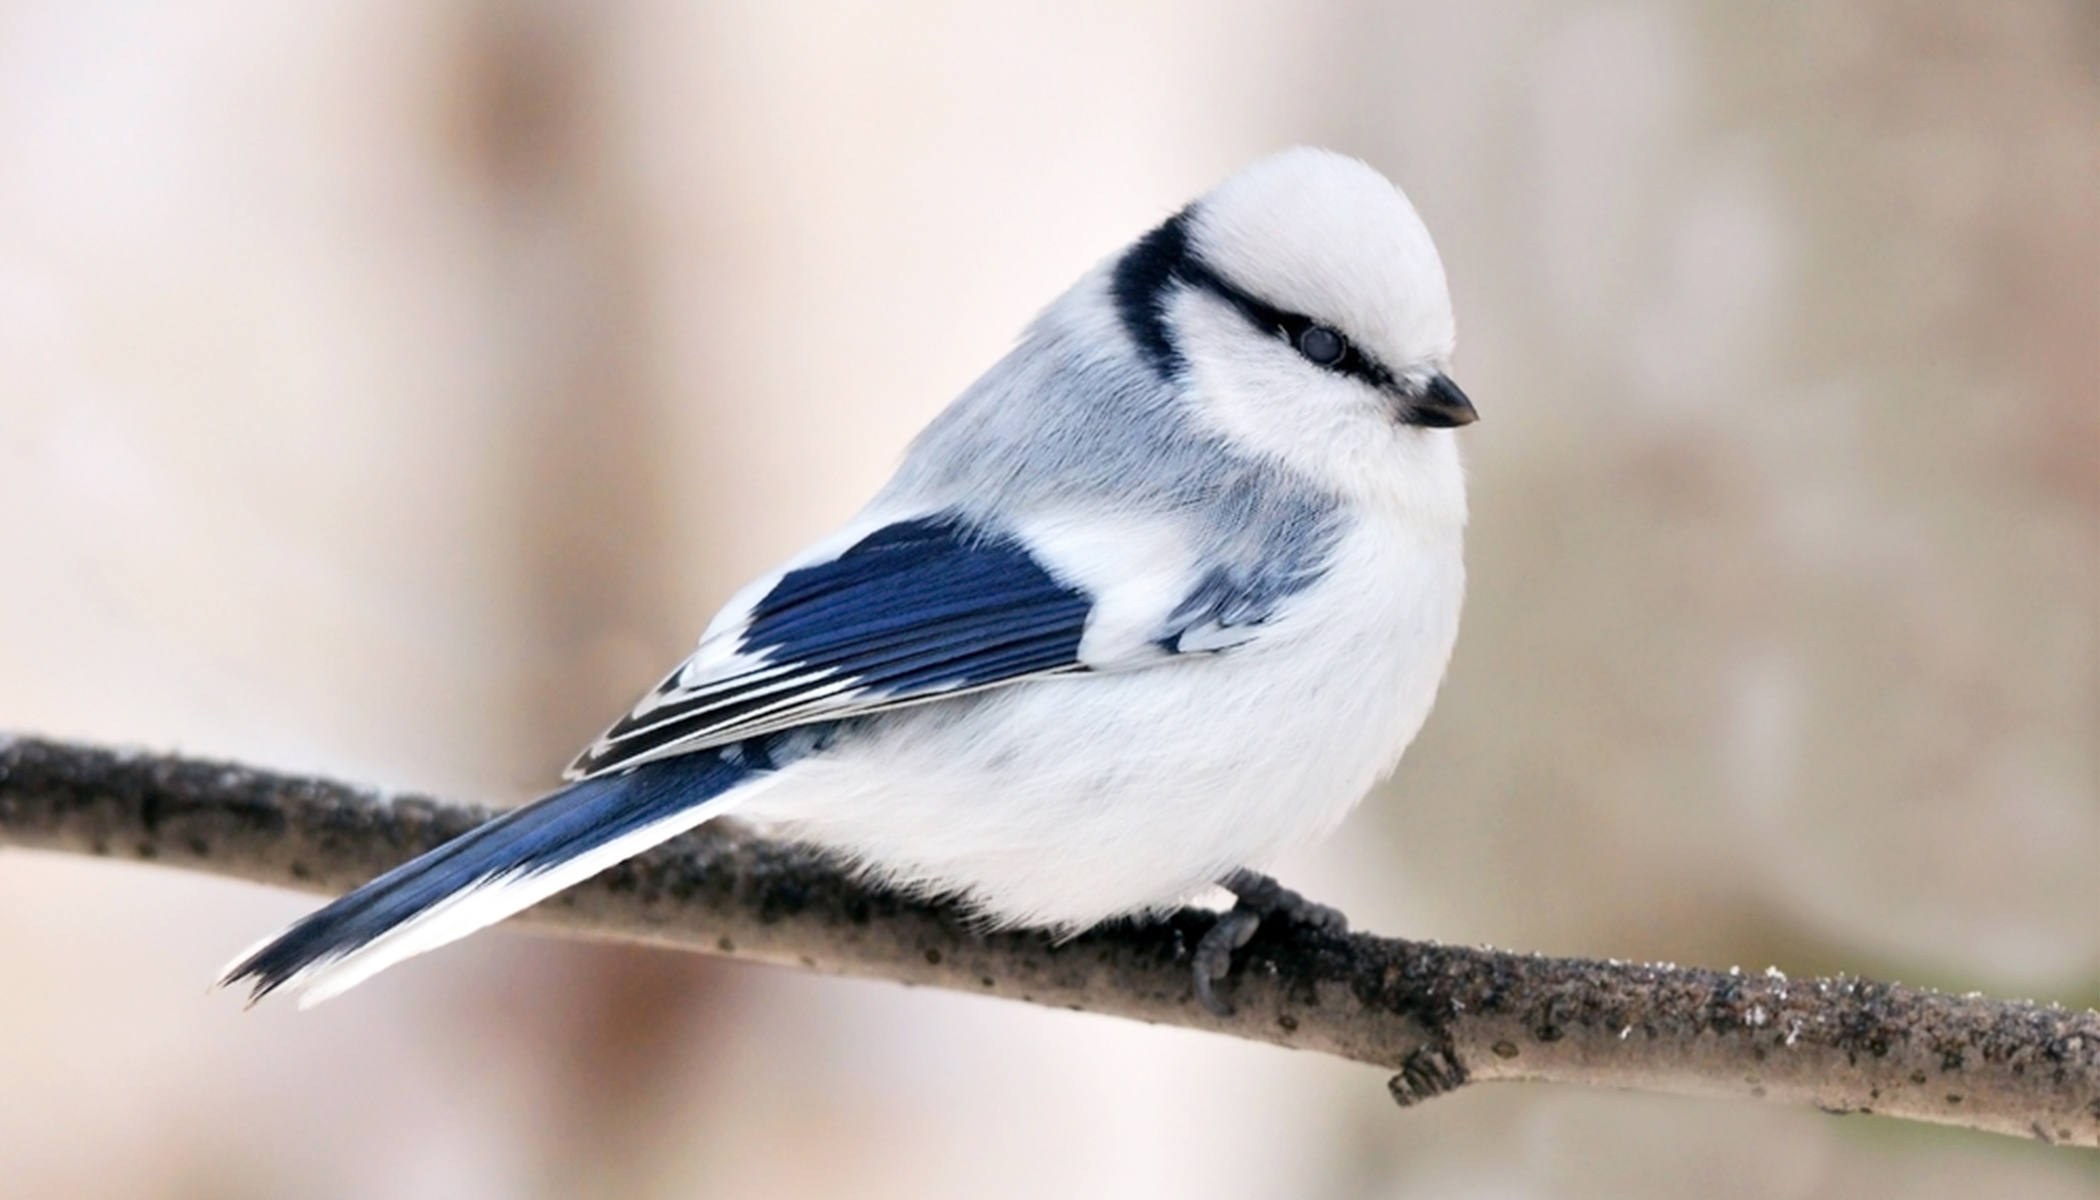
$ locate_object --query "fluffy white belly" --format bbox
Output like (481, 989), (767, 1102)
(740, 513), (1463, 931)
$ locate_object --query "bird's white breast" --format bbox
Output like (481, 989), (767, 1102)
(740, 485), (1465, 931)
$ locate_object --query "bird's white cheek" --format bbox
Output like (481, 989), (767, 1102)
(1165, 298), (1392, 478)
(1181, 352), (1422, 504)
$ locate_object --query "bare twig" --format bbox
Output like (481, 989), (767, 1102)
(1, 733), (2094, 1148)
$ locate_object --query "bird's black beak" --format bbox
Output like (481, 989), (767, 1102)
(1402, 374), (1478, 428)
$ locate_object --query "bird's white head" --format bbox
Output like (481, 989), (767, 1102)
(1111, 147), (1473, 512)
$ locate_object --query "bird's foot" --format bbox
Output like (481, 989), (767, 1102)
(1190, 869), (1348, 1016)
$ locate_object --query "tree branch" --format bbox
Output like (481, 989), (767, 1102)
(2, 733), (2093, 1148)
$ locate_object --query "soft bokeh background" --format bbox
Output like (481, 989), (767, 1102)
(2, 2), (2094, 1196)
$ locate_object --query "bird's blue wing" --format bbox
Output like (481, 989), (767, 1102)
(222, 511), (1317, 1005)
(221, 513), (1101, 1005)
(567, 513), (1096, 779)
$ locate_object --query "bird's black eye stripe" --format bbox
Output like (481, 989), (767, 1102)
(1111, 210), (1399, 390)
(1111, 210), (1197, 376)
(1174, 257), (1396, 389)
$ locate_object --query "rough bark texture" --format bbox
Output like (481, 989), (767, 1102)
(2, 734), (2094, 1148)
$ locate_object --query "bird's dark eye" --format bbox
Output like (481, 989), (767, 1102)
(1295, 324), (1346, 367)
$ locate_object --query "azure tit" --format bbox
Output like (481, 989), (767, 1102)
(223, 147), (1477, 1015)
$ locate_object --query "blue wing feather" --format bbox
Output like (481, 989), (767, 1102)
(568, 514), (1092, 778)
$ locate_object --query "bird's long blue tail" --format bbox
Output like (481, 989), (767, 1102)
(220, 749), (762, 1007)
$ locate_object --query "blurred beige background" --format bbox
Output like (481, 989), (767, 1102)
(1, 2), (2094, 1197)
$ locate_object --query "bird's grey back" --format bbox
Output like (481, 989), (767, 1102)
(880, 269), (1341, 626)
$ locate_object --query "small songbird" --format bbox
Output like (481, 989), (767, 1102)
(222, 146), (1476, 1013)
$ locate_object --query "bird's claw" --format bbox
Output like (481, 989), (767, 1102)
(1190, 870), (1348, 1016)
(1220, 869), (1348, 936)
(1192, 909), (1261, 1016)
